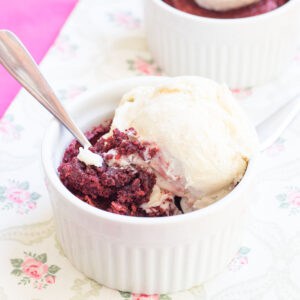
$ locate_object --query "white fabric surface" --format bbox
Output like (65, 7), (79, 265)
(0, 0), (299, 299)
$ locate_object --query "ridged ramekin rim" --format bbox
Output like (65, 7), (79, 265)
(148, 0), (296, 24)
(42, 76), (258, 226)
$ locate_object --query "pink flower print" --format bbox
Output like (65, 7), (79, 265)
(229, 256), (249, 271)
(119, 292), (170, 300)
(27, 201), (37, 210)
(54, 35), (78, 59)
(0, 180), (40, 214)
(277, 189), (300, 215)
(36, 282), (44, 290)
(230, 88), (252, 99)
(288, 191), (300, 207)
(132, 294), (159, 300)
(10, 252), (60, 289)
(45, 275), (55, 284)
(277, 187), (300, 215)
(109, 11), (141, 30)
(265, 138), (285, 157)
(127, 57), (162, 76)
(58, 86), (87, 101)
(0, 118), (10, 134)
(294, 48), (300, 61)
(239, 256), (248, 266)
(68, 86), (87, 99)
(135, 59), (159, 75)
(7, 188), (30, 204)
(228, 247), (250, 271)
(0, 115), (23, 140)
(229, 257), (241, 271)
(21, 258), (48, 280)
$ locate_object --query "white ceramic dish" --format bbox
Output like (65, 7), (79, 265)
(144, 0), (300, 88)
(42, 76), (257, 294)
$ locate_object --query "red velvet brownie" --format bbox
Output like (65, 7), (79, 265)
(58, 122), (180, 217)
(163, 0), (289, 19)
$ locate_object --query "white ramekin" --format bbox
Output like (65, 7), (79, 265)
(42, 77), (257, 294)
(144, 0), (300, 88)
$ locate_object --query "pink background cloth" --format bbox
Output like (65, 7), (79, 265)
(0, 0), (78, 117)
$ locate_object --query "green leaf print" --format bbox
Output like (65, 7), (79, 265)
(18, 181), (29, 190)
(15, 125), (23, 132)
(36, 253), (47, 263)
(0, 186), (6, 194)
(280, 203), (289, 208)
(48, 265), (60, 274)
(239, 247), (250, 255)
(127, 60), (134, 71)
(10, 258), (23, 268)
(30, 192), (40, 200)
(160, 295), (172, 300)
(276, 194), (286, 201)
(119, 291), (131, 298)
(11, 269), (22, 276)
(6, 114), (13, 121)
(19, 277), (30, 285)
(24, 251), (34, 257)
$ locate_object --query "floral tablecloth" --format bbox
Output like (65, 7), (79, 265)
(0, 0), (299, 299)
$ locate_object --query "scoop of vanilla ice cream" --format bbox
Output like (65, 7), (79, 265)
(111, 77), (258, 209)
(194, 0), (260, 11)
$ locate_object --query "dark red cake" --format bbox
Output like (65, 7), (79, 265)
(58, 122), (180, 217)
(163, 0), (289, 19)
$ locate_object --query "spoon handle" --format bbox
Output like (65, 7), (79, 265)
(0, 30), (91, 148)
(256, 94), (300, 151)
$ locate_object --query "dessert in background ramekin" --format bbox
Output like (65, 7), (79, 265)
(144, 0), (300, 88)
(165, 0), (289, 18)
(42, 76), (258, 293)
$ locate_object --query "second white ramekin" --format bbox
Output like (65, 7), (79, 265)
(144, 0), (300, 88)
(42, 77), (257, 294)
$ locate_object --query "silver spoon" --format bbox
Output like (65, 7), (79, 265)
(256, 93), (300, 151)
(0, 30), (91, 148)
(0, 30), (103, 167)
